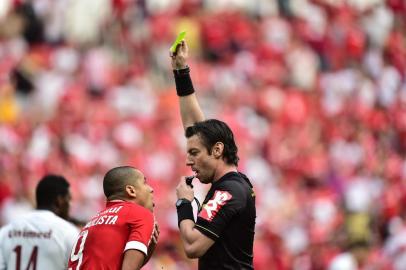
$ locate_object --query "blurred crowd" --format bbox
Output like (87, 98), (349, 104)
(0, 0), (405, 269)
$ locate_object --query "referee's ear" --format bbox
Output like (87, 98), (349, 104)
(125, 185), (137, 199)
(212, 142), (224, 159)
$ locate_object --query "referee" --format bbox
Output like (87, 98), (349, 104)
(171, 40), (256, 269)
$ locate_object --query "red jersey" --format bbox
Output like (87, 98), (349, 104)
(68, 201), (155, 270)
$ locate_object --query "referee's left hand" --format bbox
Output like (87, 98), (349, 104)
(176, 178), (194, 202)
(170, 40), (189, 70)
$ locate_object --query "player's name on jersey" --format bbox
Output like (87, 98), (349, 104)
(84, 206), (123, 229)
(8, 229), (52, 239)
(96, 206), (123, 217)
(84, 215), (119, 229)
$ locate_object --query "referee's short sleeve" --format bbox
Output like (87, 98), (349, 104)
(195, 182), (246, 240)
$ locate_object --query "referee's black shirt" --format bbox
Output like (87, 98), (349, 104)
(195, 172), (256, 270)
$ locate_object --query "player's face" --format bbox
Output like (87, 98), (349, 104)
(134, 172), (154, 212)
(58, 189), (72, 220)
(186, 134), (217, 184)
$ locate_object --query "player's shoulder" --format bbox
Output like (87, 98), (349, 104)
(121, 202), (154, 220)
(217, 172), (251, 194)
(0, 223), (12, 238)
(35, 211), (78, 233)
(125, 201), (153, 214)
(0, 211), (38, 231)
(54, 216), (79, 232)
(0, 211), (79, 239)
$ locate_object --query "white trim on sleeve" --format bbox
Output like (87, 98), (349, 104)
(124, 241), (148, 256)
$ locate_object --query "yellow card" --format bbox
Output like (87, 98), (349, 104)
(170, 31), (186, 53)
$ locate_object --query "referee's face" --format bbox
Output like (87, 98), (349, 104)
(186, 134), (216, 184)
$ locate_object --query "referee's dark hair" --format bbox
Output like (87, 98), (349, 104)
(185, 119), (239, 166)
(36, 174), (70, 209)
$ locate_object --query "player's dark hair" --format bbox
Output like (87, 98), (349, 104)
(36, 174), (70, 209)
(103, 166), (135, 199)
(185, 119), (239, 166)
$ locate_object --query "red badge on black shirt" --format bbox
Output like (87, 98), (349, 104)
(199, 191), (232, 222)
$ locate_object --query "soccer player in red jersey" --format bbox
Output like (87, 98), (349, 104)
(68, 166), (159, 270)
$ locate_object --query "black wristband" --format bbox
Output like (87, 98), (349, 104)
(173, 66), (195, 96)
(176, 201), (194, 227)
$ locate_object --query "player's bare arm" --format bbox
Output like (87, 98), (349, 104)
(143, 223), (160, 265)
(170, 40), (205, 130)
(121, 250), (144, 270)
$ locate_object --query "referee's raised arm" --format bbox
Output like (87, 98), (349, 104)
(170, 37), (255, 270)
(170, 40), (205, 131)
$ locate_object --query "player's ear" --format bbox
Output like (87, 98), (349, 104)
(54, 196), (61, 210)
(53, 195), (66, 217)
(125, 185), (137, 198)
(212, 142), (224, 159)
(55, 194), (65, 208)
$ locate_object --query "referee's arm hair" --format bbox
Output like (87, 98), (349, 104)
(179, 93), (205, 130)
(179, 220), (215, 258)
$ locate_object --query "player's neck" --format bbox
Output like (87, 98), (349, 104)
(213, 164), (237, 182)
